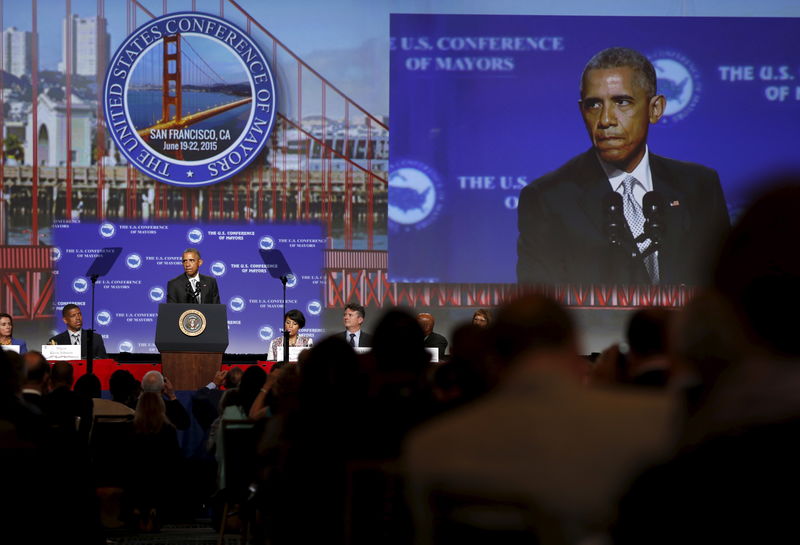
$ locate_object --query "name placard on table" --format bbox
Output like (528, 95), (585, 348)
(41, 345), (82, 361)
(274, 346), (312, 363)
(1, 345), (21, 354)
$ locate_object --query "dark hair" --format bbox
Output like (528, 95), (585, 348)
(490, 295), (575, 364)
(239, 365), (267, 416)
(24, 351), (50, 383)
(51, 361), (74, 386)
(285, 309), (306, 329)
(626, 308), (671, 358)
(345, 302), (365, 319)
(0, 312), (12, 324)
(183, 247), (201, 258)
(472, 308), (491, 326)
(224, 366), (243, 390)
(74, 373), (102, 399)
(299, 336), (360, 406)
(62, 304), (80, 317)
(372, 308), (429, 373)
(109, 369), (138, 405)
(714, 181), (800, 356)
(0, 350), (25, 396)
(581, 47), (657, 97)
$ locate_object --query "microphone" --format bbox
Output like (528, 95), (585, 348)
(642, 191), (667, 254)
(603, 191), (625, 247)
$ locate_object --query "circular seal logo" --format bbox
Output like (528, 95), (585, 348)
(96, 310), (112, 327)
(99, 222), (116, 238)
(126, 253), (143, 269)
(118, 340), (134, 353)
(103, 12), (277, 187)
(229, 296), (245, 312)
(178, 308), (207, 337)
(210, 260), (227, 277)
(285, 274), (298, 288)
(650, 51), (701, 123)
(51, 247), (62, 262)
(306, 299), (322, 316)
(73, 277), (89, 293)
(258, 325), (274, 341)
(258, 235), (275, 250)
(149, 286), (165, 302)
(187, 227), (204, 245)
(388, 161), (443, 230)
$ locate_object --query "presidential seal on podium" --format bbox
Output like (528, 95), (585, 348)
(178, 309), (207, 337)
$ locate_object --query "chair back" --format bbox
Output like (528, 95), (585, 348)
(220, 419), (260, 501)
(90, 415), (134, 487)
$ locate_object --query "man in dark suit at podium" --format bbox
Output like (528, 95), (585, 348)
(166, 248), (220, 304)
(341, 302), (372, 347)
(48, 304), (108, 358)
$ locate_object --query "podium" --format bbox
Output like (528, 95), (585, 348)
(155, 303), (229, 390)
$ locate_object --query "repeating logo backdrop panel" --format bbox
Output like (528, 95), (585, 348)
(388, 14), (800, 283)
(53, 222), (326, 354)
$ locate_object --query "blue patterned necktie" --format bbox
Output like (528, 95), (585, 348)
(349, 333), (356, 347)
(621, 175), (659, 283)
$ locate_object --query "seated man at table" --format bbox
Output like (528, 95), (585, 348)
(48, 304), (107, 359)
(340, 302), (373, 347)
(417, 312), (448, 361)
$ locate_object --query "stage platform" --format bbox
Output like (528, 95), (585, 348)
(55, 356), (277, 390)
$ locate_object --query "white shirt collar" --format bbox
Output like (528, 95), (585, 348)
(598, 145), (653, 194)
(347, 330), (361, 343)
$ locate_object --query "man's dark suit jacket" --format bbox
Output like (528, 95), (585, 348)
(341, 330), (373, 347)
(424, 332), (448, 360)
(48, 329), (108, 358)
(166, 273), (220, 304)
(517, 149), (730, 286)
(191, 386), (224, 431)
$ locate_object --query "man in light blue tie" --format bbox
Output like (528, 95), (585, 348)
(517, 47), (729, 286)
(48, 304), (108, 358)
(340, 302), (372, 347)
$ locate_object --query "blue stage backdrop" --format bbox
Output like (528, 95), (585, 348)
(52, 222), (326, 354)
(388, 14), (800, 283)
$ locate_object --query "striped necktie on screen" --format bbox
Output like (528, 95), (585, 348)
(621, 175), (659, 284)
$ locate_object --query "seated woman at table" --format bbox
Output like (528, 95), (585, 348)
(268, 309), (313, 361)
(471, 308), (492, 328)
(0, 313), (27, 354)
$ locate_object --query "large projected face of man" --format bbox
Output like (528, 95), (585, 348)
(516, 47), (729, 286)
(579, 61), (665, 173)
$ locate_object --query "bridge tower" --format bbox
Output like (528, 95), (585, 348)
(161, 33), (182, 124)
